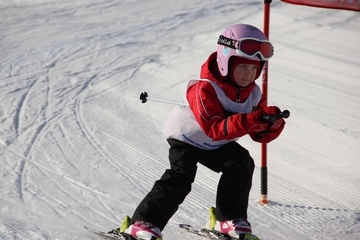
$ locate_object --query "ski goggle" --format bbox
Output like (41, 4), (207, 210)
(217, 35), (274, 60)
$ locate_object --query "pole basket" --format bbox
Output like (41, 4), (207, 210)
(139, 92), (148, 103)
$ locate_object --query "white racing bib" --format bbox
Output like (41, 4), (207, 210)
(163, 79), (261, 150)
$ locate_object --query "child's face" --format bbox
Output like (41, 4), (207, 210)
(233, 64), (258, 87)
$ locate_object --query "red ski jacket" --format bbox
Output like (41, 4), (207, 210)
(186, 52), (267, 141)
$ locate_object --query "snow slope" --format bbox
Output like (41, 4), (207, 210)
(1, 0), (360, 239)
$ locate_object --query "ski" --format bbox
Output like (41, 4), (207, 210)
(179, 224), (233, 239)
(85, 226), (135, 240)
(85, 223), (260, 240)
(179, 224), (260, 240)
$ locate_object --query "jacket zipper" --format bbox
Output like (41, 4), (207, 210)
(236, 87), (241, 103)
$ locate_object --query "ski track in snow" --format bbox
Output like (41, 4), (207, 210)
(1, 1), (360, 240)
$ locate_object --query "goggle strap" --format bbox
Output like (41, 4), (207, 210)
(217, 35), (237, 49)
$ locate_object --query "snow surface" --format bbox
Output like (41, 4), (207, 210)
(1, 0), (360, 239)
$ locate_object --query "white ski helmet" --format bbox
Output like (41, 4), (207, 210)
(217, 23), (274, 77)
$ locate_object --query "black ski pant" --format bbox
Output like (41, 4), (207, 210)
(129, 139), (255, 230)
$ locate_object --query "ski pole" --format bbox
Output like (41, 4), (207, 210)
(139, 92), (189, 107)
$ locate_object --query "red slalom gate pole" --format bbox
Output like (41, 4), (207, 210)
(260, 0), (272, 205)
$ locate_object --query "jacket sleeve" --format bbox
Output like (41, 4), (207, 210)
(186, 81), (251, 141)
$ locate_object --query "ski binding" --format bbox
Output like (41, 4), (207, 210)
(179, 224), (260, 240)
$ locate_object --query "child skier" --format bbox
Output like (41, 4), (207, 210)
(123, 23), (286, 240)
